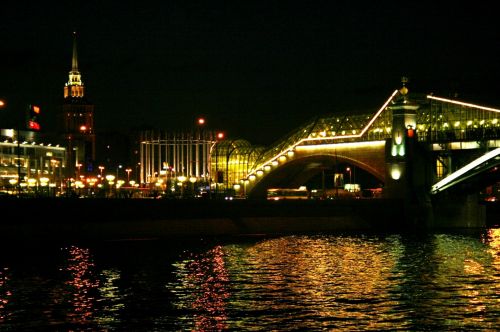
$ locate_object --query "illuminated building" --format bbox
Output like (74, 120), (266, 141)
(0, 129), (66, 191)
(140, 130), (264, 195)
(60, 32), (96, 177)
(139, 130), (215, 186)
(211, 139), (264, 194)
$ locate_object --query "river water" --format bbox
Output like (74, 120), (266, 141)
(0, 229), (499, 331)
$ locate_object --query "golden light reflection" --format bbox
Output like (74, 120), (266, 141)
(432, 233), (499, 328)
(59, 245), (99, 324)
(222, 235), (404, 329)
(0, 267), (12, 322)
(172, 245), (230, 331)
(170, 233), (500, 330)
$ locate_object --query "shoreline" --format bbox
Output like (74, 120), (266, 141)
(0, 198), (497, 240)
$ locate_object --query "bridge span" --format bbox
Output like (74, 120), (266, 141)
(215, 83), (500, 201)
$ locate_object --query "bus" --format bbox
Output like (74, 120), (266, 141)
(267, 187), (309, 200)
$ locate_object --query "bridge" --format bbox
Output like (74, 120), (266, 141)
(226, 83), (500, 200)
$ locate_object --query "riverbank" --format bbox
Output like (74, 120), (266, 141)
(0, 198), (496, 240)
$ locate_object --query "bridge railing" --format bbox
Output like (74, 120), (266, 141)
(416, 96), (500, 143)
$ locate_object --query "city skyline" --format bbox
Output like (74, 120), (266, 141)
(1, 2), (499, 145)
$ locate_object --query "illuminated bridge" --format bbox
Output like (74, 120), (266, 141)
(217, 84), (500, 199)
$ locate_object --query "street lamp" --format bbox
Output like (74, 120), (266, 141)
(116, 164), (122, 179)
(346, 167), (352, 184)
(208, 132), (224, 196)
(105, 174), (116, 197)
(136, 162), (141, 183)
(125, 168), (132, 182)
(98, 165), (105, 177)
(177, 175), (187, 198)
(76, 163), (82, 178)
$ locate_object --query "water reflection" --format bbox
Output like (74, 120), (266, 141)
(170, 233), (500, 331)
(0, 267), (12, 322)
(0, 230), (499, 330)
(57, 245), (100, 327)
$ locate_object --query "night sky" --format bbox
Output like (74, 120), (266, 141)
(1, 2), (499, 145)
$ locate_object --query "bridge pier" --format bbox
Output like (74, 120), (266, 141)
(384, 82), (489, 229)
(384, 82), (435, 227)
(431, 192), (486, 228)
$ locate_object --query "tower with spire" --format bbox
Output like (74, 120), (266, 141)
(61, 32), (96, 177)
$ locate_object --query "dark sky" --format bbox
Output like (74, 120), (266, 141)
(1, 2), (499, 145)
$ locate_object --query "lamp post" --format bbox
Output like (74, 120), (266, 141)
(209, 132), (224, 196)
(225, 140), (237, 194)
(346, 167), (352, 184)
(136, 162), (141, 184)
(177, 175), (187, 198)
(76, 163), (82, 178)
(116, 164), (122, 179)
(105, 174), (115, 197)
(125, 168), (132, 183)
(98, 165), (105, 177)
(189, 176), (197, 197)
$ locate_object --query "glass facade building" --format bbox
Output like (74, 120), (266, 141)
(0, 129), (66, 192)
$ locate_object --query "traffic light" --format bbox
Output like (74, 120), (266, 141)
(27, 104), (41, 131)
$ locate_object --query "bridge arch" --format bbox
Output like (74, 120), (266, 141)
(247, 146), (386, 198)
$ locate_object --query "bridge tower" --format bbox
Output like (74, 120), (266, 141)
(384, 78), (433, 222)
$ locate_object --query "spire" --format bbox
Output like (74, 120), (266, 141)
(64, 32), (84, 98)
(71, 31), (78, 72)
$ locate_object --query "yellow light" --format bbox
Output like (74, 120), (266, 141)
(249, 175), (256, 181)
(431, 147), (500, 194)
(233, 184), (241, 190)
(189, 176), (197, 183)
(391, 166), (401, 180)
(8, 179), (17, 185)
(398, 145), (405, 156)
(105, 174), (115, 182)
(5, 129), (14, 138)
(250, 90), (398, 171)
(454, 121), (460, 127)
(271, 160), (279, 166)
(287, 150), (294, 157)
(177, 176), (187, 182)
(295, 140), (385, 152)
(427, 95), (500, 113)
(279, 155), (287, 162)
(395, 132), (403, 145)
(256, 170), (264, 176)
(264, 165), (271, 171)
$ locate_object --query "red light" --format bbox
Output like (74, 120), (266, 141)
(407, 128), (414, 138)
(198, 118), (205, 125)
(28, 121), (40, 130)
(80, 125), (87, 131)
(217, 132), (225, 140)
